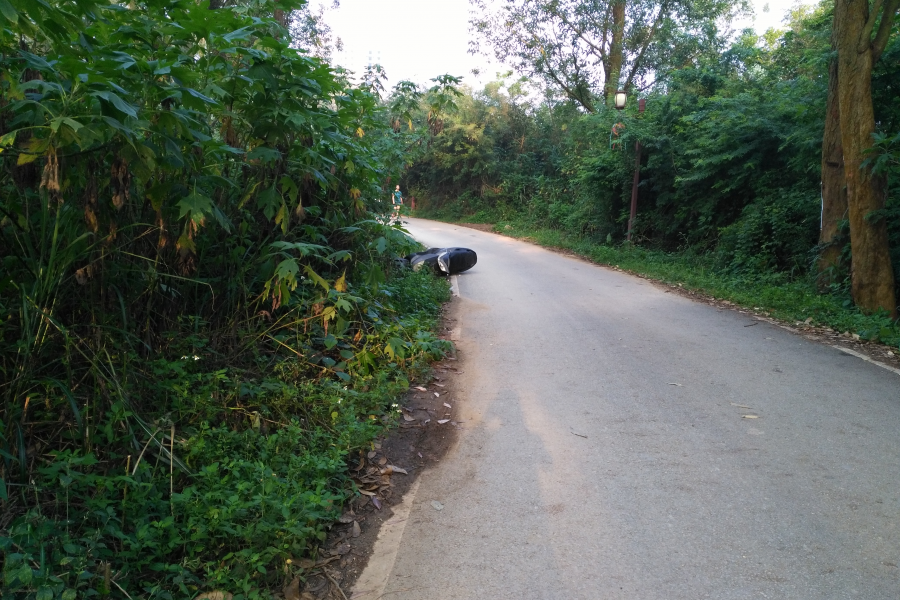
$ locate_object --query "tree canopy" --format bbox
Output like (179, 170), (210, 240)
(470, 0), (746, 110)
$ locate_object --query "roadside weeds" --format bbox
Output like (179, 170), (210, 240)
(294, 304), (464, 599)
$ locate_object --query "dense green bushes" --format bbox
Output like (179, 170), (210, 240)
(0, 1), (452, 598)
(715, 187), (820, 276)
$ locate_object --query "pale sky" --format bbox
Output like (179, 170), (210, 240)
(320, 0), (808, 91)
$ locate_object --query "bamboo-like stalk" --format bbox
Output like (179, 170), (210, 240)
(122, 454), (131, 528)
(169, 423), (175, 515)
(130, 429), (161, 476)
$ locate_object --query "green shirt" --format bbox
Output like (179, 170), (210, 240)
(393, 190), (403, 205)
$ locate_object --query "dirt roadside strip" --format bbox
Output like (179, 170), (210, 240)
(287, 302), (464, 600)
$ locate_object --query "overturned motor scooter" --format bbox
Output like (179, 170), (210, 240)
(404, 247), (477, 276)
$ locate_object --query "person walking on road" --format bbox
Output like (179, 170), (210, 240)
(391, 185), (403, 223)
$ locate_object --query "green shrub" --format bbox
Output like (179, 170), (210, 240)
(716, 186), (820, 275)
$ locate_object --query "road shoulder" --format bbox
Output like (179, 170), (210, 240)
(296, 296), (466, 599)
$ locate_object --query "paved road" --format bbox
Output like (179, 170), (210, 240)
(362, 219), (900, 599)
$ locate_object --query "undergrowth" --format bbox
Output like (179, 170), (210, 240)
(0, 1), (453, 598)
(1, 263), (450, 600)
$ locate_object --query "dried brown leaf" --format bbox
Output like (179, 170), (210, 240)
(331, 543), (351, 556)
(195, 592), (233, 600)
(283, 577), (301, 600)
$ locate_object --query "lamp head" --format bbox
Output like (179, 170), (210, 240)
(614, 90), (627, 110)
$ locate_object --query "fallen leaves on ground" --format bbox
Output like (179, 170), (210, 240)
(283, 578), (301, 600)
(331, 543), (351, 556)
(196, 592), (233, 600)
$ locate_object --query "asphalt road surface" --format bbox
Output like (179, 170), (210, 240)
(361, 218), (900, 600)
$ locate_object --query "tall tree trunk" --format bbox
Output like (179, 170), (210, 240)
(274, 0), (289, 28)
(833, 0), (897, 317)
(605, 0), (626, 104)
(818, 46), (847, 285)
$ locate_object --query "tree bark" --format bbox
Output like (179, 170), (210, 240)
(833, 0), (897, 317)
(605, 0), (626, 103)
(817, 46), (847, 284)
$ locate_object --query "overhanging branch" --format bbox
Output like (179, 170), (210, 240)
(624, 0), (670, 91)
(872, 0), (899, 61)
(860, 0), (886, 52)
(542, 58), (595, 113)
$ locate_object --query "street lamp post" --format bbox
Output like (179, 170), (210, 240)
(612, 91), (645, 241)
